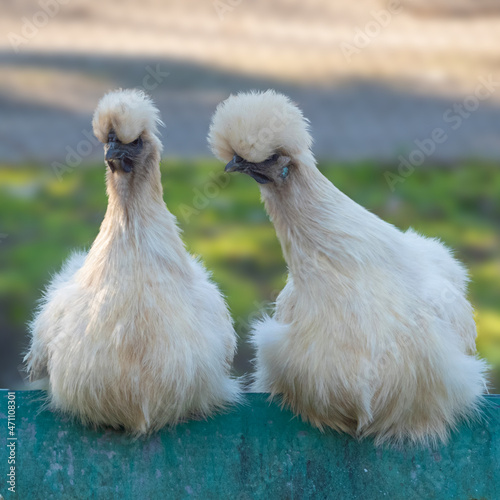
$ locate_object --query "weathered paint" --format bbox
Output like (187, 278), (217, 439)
(0, 391), (498, 499)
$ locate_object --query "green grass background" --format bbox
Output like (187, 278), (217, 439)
(1, 161), (499, 390)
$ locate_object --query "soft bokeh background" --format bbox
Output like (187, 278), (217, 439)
(1, 0), (499, 390)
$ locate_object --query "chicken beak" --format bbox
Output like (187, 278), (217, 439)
(224, 155), (272, 184)
(105, 145), (133, 173)
(224, 155), (247, 173)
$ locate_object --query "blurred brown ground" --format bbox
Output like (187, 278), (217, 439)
(1, 0), (500, 163)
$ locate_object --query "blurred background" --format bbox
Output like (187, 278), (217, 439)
(1, 0), (499, 390)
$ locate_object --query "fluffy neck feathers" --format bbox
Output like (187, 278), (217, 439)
(105, 148), (163, 219)
(79, 148), (191, 288)
(261, 152), (380, 282)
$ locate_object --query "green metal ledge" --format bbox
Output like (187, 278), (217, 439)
(0, 391), (499, 499)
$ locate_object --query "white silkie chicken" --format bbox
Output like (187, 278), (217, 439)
(208, 90), (488, 445)
(26, 89), (240, 434)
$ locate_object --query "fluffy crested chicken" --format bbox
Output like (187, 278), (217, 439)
(209, 90), (488, 445)
(26, 89), (240, 434)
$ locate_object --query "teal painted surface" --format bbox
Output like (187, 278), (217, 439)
(0, 391), (499, 499)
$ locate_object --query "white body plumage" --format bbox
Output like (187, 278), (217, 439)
(26, 89), (240, 434)
(209, 90), (488, 445)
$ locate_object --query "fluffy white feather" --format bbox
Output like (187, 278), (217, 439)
(209, 90), (488, 446)
(92, 88), (164, 145)
(26, 89), (240, 434)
